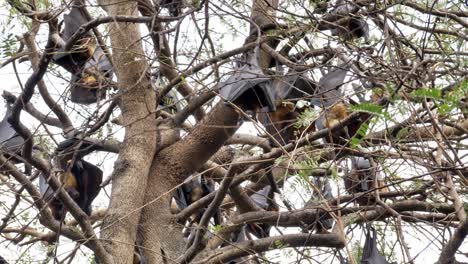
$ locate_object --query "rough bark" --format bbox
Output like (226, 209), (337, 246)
(140, 104), (239, 262)
(97, 1), (157, 263)
(137, 0), (280, 262)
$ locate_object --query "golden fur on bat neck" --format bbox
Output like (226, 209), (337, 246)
(324, 102), (348, 128)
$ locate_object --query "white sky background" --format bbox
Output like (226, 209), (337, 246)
(0, 0), (467, 263)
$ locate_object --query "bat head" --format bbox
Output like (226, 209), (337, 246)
(324, 102), (349, 128)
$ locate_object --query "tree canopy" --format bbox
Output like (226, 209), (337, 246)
(0, 0), (467, 263)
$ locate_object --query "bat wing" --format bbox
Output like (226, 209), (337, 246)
(0, 104), (24, 154)
(80, 160), (103, 206)
(272, 73), (317, 102)
(250, 186), (271, 210)
(330, 0), (369, 40)
(362, 226), (393, 264)
(39, 173), (54, 201)
(305, 178), (334, 231)
(271, 74), (299, 100)
(219, 63), (275, 112)
(53, 7), (94, 73)
(172, 187), (188, 210)
(160, 0), (182, 16)
(312, 63), (351, 107)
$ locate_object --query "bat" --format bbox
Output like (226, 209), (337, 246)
(344, 156), (383, 205)
(160, 0), (183, 16)
(219, 49), (276, 114)
(245, 186), (278, 238)
(53, 6), (113, 104)
(40, 159), (103, 221)
(53, 7), (96, 74)
(305, 177), (334, 233)
(170, 175), (222, 227)
(0, 102), (24, 159)
(312, 62), (366, 147)
(40, 138), (104, 221)
(257, 74), (317, 146)
(361, 225), (396, 264)
(330, 0), (369, 41)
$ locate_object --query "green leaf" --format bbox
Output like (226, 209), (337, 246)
(410, 87), (442, 99)
(294, 108), (319, 129)
(349, 102), (383, 115)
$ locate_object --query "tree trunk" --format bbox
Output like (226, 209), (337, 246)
(97, 1), (157, 263)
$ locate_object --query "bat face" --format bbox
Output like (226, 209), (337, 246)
(323, 102), (349, 128)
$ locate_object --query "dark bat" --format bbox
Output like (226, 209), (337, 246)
(69, 45), (113, 104)
(305, 177), (334, 233)
(361, 225), (396, 264)
(312, 62), (367, 148)
(245, 186), (278, 238)
(133, 232), (147, 264)
(39, 159), (103, 221)
(219, 50), (276, 113)
(346, 156), (372, 193)
(53, 7), (95, 74)
(0, 102), (36, 175)
(344, 156), (376, 205)
(160, 0), (183, 16)
(258, 74), (317, 146)
(170, 175), (222, 226)
(0, 103), (24, 158)
(330, 0), (369, 41)
(40, 138), (104, 221)
(53, 6), (113, 104)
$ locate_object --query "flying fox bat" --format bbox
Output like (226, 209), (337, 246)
(53, 7), (96, 73)
(219, 50), (276, 114)
(53, 6), (113, 104)
(330, 0), (369, 41)
(40, 138), (104, 220)
(69, 46), (112, 104)
(170, 175), (222, 227)
(245, 186), (278, 238)
(160, 0), (183, 16)
(362, 225), (396, 264)
(257, 74), (317, 146)
(345, 156), (387, 205)
(0, 102), (24, 159)
(40, 159), (103, 221)
(312, 62), (369, 147)
(305, 177), (334, 233)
